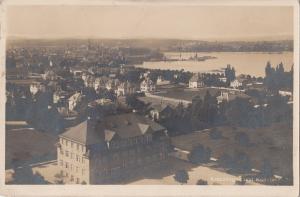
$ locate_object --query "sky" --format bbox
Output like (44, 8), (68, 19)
(6, 5), (294, 40)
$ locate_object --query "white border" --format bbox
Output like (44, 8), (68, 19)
(0, 0), (298, 197)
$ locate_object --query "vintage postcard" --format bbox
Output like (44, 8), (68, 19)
(0, 0), (299, 196)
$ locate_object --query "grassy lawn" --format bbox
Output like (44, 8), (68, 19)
(154, 87), (220, 101)
(171, 122), (293, 178)
(127, 157), (257, 185)
(5, 124), (58, 170)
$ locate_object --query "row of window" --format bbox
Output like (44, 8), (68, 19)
(60, 149), (85, 163)
(62, 171), (84, 184)
(108, 135), (152, 149)
(60, 138), (85, 152)
(60, 160), (86, 175)
(94, 153), (164, 166)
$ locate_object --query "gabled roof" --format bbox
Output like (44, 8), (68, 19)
(60, 113), (167, 144)
(60, 120), (103, 145)
(103, 113), (165, 139)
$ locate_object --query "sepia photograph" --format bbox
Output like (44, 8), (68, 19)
(0, 0), (299, 196)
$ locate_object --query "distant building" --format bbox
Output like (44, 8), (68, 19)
(217, 91), (250, 104)
(57, 113), (169, 184)
(140, 78), (156, 93)
(94, 76), (109, 91)
(53, 90), (69, 104)
(84, 75), (95, 88)
(68, 92), (83, 112)
(30, 82), (46, 96)
(230, 79), (243, 89)
(189, 73), (204, 88)
(42, 70), (57, 81)
(279, 90), (293, 97)
(156, 76), (170, 85)
(116, 81), (137, 97)
(218, 77), (227, 83)
(149, 104), (174, 121)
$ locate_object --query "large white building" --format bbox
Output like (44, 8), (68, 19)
(56, 113), (169, 184)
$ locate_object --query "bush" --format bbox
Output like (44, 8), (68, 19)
(196, 179), (208, 185)
(219, 153), (234, 168)
(188, 145), (211, 164)
(174, 170), (189, 184)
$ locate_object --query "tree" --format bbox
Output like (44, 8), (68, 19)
(188, 145), (211, 164)
(196, 179), (208, 185)
(259, 159), (274, 184)
(219, 153), (234, 168)
(174, 170), (189, 184)
(232, 152), (252, 173)
(225, 64), (236, 83)
(9, 166), (48, 184)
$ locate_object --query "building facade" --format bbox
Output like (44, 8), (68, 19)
(140, 78), (156, 93)
(189, 73), (204, 88)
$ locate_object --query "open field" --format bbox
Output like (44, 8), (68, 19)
(126, 157), (258, 185)
(6, 157), (255, 185)
(154, 87), (221, 102)
(5, 123), (58, 169)
(171, 122), (293, 178)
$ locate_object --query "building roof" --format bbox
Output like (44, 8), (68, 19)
(60, 113), (166, 145)
(60, 119), (104, 145)
(101, 113), (165, 140)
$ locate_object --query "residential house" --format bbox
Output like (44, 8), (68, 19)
(230, 79), (243, 89)
(57, 113), (169, 184)
(156, 76), (170, 85)
(149, 104), (174, 121)
(42, 69), (57, 81)
(68, 92), (83, 112)
(30, 82), (46, 96)
(140, 78), (156, 93)
(189, 73), (204, 88)
(217, 91), (250, 104)
(106, 79), (120, 91)
(116, 81), (137, 97)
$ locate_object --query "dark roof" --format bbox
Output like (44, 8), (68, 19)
(150, 104), (174, 113)
(102, 113), (166, 140)
(60, 120), (103, 145)
(60, 113), (166, 145)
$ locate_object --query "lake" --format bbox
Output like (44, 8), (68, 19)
(135, 52), (293, 77)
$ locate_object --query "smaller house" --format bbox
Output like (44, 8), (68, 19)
(230, 79), (243, 89)
(189, 73), (204, 88)
(217, 91), (250, 104)
(42, 69), (57, 81)
(149, 104), (174, 121)
(140, 78), (156, 93)
(30, 82), (46, 96)
(94, 76), (109, 91)
(84, 75), (95, 88)
(156, 76), (170, 85)
(53, 90), (69, 104)
(68, 92), (83, 112)
(105, 79), (120, 91)
(219, 77), (227, 83)
(279, 90), (292, 98)
(116, 81), (137, 97)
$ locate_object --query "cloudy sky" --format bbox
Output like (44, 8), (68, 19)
(6, 5), (294, 40)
